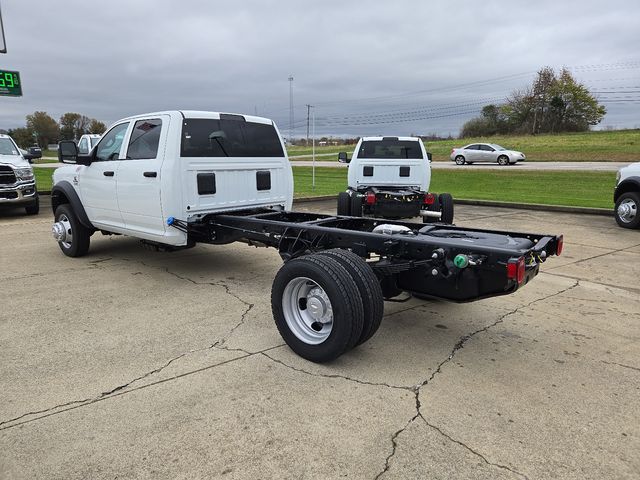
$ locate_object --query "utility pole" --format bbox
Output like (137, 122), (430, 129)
(306, 104), (312, 146)
(311, 106), (316, 191)
(288, 75), (294, 144)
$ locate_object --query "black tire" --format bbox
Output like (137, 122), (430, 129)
(422, 193), (440, 224)
(337, 191), (351, 216)
(350, 193), (363, 217)
(439, 193), (454, 224)
(54, 204), (91, 257)
(614, 191), (640, 229)
(454, 155), (465, 165)
(316, 249), (384, 345)
(498, 155), (509, 166)
(25, 195), (39, 215)
(271, 254), (364, 362)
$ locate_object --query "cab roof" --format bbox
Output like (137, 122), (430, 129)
(119, 110), (273, 125)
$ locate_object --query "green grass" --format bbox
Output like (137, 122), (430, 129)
(288, 129), (640, 162)
(34, 164), (615, 208)
(292, 166), (615, 209)
(426, 129), (640, 162)
(287, 144), (347, 157)
(34, 167), (54, 192)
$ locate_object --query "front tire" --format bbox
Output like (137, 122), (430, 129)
(53, 204), (91, 257)
(271, 254), (364, 362)
(615, 192), (640, 229)
(25, 195), (39, 215)
(337, 191), (351, 216)
(498, 155), (509, 166)
(455, 156), (466, 165)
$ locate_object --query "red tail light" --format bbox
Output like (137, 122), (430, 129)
(556, 235), (563, 256)
(423, 193), (436, 205)
(507, 257), (526, 284)
(365, 192), (376, 205)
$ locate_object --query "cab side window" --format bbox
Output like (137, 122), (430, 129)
(126, 119), (162, 160)
(78, 137), (89, 154)
(95, 123), (129, 161)
(465, 144), (480, 150)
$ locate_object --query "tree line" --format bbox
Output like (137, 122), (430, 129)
(461, 67), (606, 138)
(6, 112), (107, 148)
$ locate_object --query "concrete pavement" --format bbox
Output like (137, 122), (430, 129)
(0, 200), (638, 479)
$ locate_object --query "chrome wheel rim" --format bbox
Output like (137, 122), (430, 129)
(498, 156), (508, 165)
(617, 199), (637, 223)
(55, 214), (73, 249)
(282, 277), (333, 344)
(455, 157), (464, 165)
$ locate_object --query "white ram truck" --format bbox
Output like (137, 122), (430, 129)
(614, 162), (640, 229)
(337, 136), (453, 223)
(52, 110), (563, 363)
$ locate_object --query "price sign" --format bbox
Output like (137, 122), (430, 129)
(0, 69), (21, 96)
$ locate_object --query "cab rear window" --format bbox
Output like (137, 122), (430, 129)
(181, 118), (284, 157)
(358, 140), (423, 159)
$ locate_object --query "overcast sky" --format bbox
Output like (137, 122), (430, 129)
(1, 0), (639, 137)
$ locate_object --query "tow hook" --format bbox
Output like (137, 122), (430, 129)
(52, 222), (67, 242)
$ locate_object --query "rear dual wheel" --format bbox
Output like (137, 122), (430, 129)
(337, 191), (351, 216)
(422, 193), (454, 224)
(271, 250), (383, 362)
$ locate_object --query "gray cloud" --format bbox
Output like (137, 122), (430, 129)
(1, 0), (639, 136)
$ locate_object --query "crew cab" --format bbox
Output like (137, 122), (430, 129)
(0, 134), (39, 215)
(52, 111), (563, 363)
(337, 136), (454, 223)
(614, 162), (640, 229)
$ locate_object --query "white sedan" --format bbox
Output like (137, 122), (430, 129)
(450, 143), (526, 165)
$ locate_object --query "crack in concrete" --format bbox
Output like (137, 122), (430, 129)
(373, 280), (580, 479)
(261, 352), (412, 392)
(421, 418), (529, 479)
(542, 271), (640, 295)
(1, 262), (258, 431)
(0, 345), (283, 431)
(601, 360), (640, 373)
(547, 242), (640, 271)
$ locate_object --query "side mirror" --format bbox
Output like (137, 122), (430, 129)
(338, 152), (350, 163)
(59, 140), (81, 164)
(23, 152), (35, 163)
(426, 152), (432, 163)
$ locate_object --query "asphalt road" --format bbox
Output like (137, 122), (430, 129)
(1, 199), (639, 479)
(289, 160), (630, 171)
(36, 160), (631, 172)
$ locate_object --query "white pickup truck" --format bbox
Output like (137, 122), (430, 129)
(52, 110), (563, 362)
(337, 136), (453, 223)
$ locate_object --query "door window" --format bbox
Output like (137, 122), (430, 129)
(126, 119), (162, 160)
(479, 144), (494, 151)
(78, 137), (89, 154)
(465, 144), (480, 150)
(95, 123), (129, 161)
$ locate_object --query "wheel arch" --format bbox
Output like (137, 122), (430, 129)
(614, 177), (640, 202)
(51, 181), (95, 230)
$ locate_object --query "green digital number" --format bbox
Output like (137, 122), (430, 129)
(0, 74), (4, 88)
(5, 72), (13, 88)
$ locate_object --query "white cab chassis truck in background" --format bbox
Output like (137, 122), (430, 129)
(337, 136), (454, 224)
(52, 111), (563, 363)
(614, 162), (640, 229)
